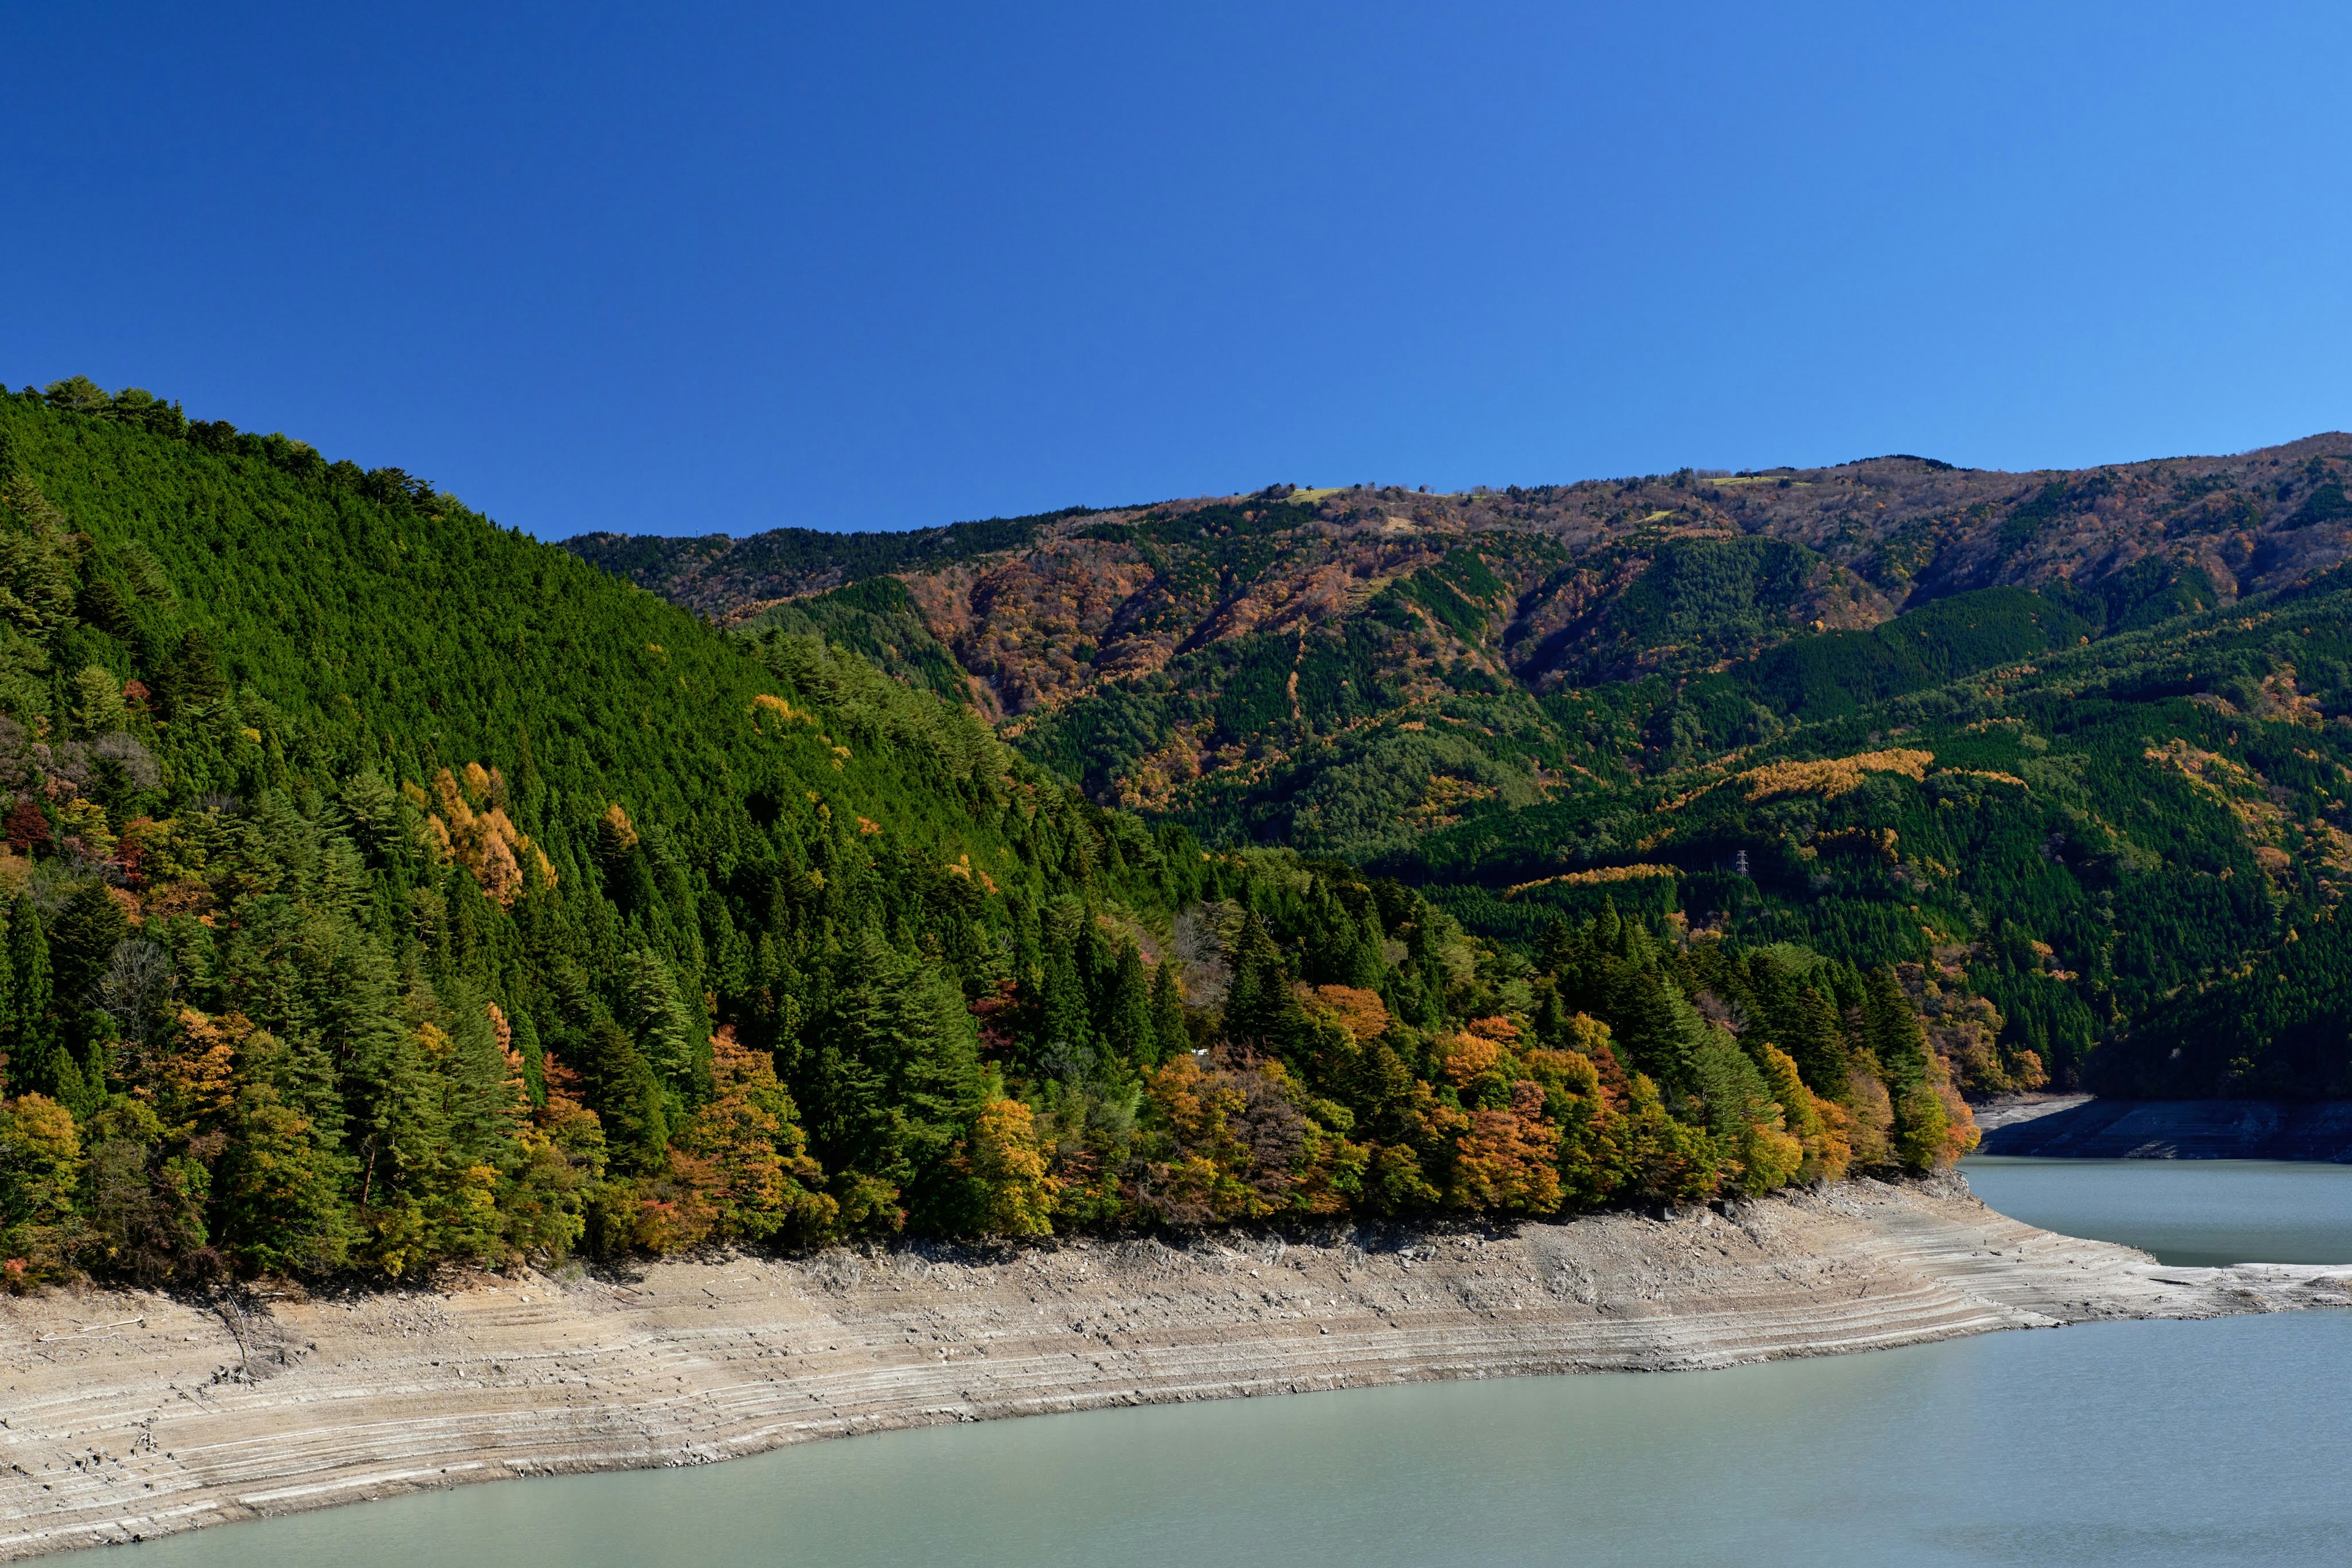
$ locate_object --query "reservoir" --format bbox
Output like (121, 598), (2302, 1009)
(118, 1161), (2352, 1568)
(1962, 1156), (2352, 1267)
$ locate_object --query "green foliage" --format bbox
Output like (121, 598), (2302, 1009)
(567, 508), (1090, 615)
(738, 575), (971, 699)
(24, 377), (2338, 1290)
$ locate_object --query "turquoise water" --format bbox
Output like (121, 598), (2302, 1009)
(115, 1164), (2352, 1567)
(1965, 1156), (2352, 1267)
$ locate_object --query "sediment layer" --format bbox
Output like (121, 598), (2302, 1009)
(6, 1174), (2348, 1560)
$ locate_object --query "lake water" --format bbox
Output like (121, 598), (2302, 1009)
(1964, 1156), (2352, 1267)
(117, 1161), (2352, 1568)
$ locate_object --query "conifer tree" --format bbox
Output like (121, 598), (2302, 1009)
(217, 1039), (352, 1276)
(579, 1019), (671, 1175)
(621, 948), (698, 1092)
(1863, 965), (1949, 1170)
(6, 895), (55, 1096)
(1036, 921), (1093, 1079)
(1099, 940), (1154, 1066)
(1148, 959), (1188, 1065)
(807, 931), (982, 1224)
(1221, 914), (1305, 1058)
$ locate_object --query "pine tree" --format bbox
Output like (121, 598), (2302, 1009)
(217, 1047), (351, 1277)
(621, 948), (697, 1091)
(6, 895), (56, 1096)
(1099, 941), (1154, 1066)
(1148, 959), (1188, 1065)
(579, 1019), (671, 1175)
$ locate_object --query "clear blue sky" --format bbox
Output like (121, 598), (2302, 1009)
(5, 2), (2346, 539)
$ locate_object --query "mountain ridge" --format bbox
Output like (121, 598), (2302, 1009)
(570, 435), (2352, 1101)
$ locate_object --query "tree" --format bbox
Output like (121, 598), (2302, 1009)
(4, 799), (48, 854)
(51, 881), (129, 1011)
(1099, 940), (1154, 1066)
(621, 948), (698, 1091)
(577, 1019), (670, 1175)
(1221, 915), (1306, 1060)
(216, 1062), (350, 1276)
(4, 897), (55, 1096)
(1035, 919), (1093, 1080)
(1148, 958), (1188, 1064)
(807, 931), (984, 1229)
(42, 375), (109, 413)
(676, 1028), (833, 1244)
(958, 1097), (1057, 1235)
(1864, 965), (1949, 1172)
(158, 628), (228, 718)
(0, 1093), (83, 1281)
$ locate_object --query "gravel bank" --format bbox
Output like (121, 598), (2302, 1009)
(6, 1175), (2347, 1560)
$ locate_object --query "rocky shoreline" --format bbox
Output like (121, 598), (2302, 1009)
(6, 1174), (2348, 1561)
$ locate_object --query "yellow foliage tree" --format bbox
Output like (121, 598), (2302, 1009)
(962, 1098), (1058, 1235)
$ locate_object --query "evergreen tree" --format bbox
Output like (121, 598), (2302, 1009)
(1148, 959), (1188, 1065)
(579, 1019), (671, 1175)
(159, 627), (228, 718)
(1099, 940), (1154, 1066)
(1036, 919), (1093, 1079)
(1221, 914), (1306, 1058)
(1863, 965), (1950, 1171)
(6, 895), (56, 1096)
(217, 1042), (352, 1276)
(807, 932), (983, 1224)
(621, 948), (698, 1092)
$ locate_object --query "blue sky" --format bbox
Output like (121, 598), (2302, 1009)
(4, 2), (2346, 540)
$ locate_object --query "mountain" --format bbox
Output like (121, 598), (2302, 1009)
(1, 379), (1973, 1291)
(570, 439), (2352, 1099)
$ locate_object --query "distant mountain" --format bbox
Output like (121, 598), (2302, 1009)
(570, 438), (2349, 728)
(571, 438), (2352, 1098)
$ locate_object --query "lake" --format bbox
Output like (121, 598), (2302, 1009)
(116, 1160), (2352, 1568)
(1963, 1156), (2352, 1267)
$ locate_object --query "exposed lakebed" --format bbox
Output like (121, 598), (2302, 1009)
(108, 1160), (2352, 1568)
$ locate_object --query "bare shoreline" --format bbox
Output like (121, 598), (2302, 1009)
(5, 1174), (2347, 1561)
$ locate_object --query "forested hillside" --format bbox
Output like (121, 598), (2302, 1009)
(1, 380), (1977, 1291)
(576, 438), (2352, 1103)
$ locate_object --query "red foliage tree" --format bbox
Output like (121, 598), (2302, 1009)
(4, 798), (50, 854)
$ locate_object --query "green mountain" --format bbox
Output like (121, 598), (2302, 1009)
(571, 442), (2352, 1102)
(2, 379), (1972, 1289)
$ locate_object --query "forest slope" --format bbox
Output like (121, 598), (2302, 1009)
(1, 380), (1977, 1298)
(571, 438), (2352, 1099)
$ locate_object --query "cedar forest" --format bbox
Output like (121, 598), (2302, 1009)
(2, 379), (2345, 1287)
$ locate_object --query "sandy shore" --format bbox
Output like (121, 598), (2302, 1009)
(5, 1174), (2347, 1559)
